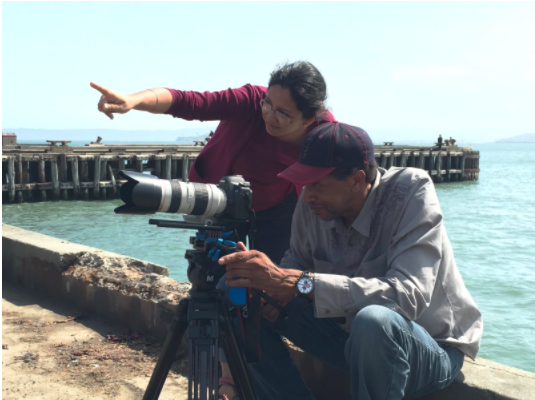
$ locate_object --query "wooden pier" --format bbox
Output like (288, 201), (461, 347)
(2, 141), (479, 204)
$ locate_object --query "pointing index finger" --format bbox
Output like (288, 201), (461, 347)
(90, 82), (112, 97)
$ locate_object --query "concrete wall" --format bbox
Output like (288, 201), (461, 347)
(3, 224), (534, 400)
(289, 347), (535, 400)
(2, 224), (191, 340)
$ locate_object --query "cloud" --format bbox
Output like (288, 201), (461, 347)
(392, 63), (472, 86)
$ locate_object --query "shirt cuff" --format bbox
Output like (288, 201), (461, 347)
(313, 273), (356, 318)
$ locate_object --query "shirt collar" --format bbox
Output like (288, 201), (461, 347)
(350, 169), (383, 237)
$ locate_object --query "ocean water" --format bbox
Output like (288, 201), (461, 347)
(2, 142), (534, 373)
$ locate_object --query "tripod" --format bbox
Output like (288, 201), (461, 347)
(142, 290), (256, 400)
(142, 219), (261, 400)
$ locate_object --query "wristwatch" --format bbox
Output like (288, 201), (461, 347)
(296, 271), (314, 295)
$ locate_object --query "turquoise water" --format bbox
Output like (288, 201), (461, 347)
(2, 143), (534, 373)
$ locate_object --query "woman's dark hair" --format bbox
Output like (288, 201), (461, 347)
(330, 161), (378, 184)
(268, 61), (327, 120)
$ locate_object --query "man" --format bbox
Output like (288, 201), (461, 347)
(437, 134), (444, 150)
(219, 122), (482, 400)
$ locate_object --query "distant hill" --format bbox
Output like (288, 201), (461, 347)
(173, 127), (216, 141)
(497, 133), (535, 143)
(1, 127), (217, 142)
(175, 134), (214, 145)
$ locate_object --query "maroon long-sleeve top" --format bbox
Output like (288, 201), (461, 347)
(165, 84), (336, 212)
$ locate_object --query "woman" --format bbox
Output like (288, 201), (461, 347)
(91, 61), (335, 264)
(92, 61), (336, 399)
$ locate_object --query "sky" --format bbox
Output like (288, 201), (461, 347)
(2, 1), (535, 143)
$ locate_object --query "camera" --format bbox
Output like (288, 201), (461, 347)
(114, 171), (253, 221)
(114, 170), (255, 296)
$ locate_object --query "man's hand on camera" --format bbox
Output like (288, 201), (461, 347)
(91, 82), (134, 120)
(219, 242), (303, 292)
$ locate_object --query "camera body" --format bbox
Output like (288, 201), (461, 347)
(214, 175), (252, 221)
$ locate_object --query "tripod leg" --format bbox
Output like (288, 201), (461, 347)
(143, 298), (190, 400)
(193, 340), (218, 400)
(187, 297), (223, 400)
(200, 345), (208, 400)
(219, 302), (257, 400)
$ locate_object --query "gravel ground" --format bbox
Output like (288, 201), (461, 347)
(2, 282), (189, 399)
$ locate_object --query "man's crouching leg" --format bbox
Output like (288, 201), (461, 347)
(345, 305), (464, 400)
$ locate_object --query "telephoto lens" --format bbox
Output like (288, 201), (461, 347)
(114, 171), (227, 217)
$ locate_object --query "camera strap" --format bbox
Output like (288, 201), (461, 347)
(239, 288), (262, 364)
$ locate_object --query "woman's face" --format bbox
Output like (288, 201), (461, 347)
(262, 85), (313, 144)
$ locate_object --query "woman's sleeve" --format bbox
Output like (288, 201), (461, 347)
(164, 84), (263, 122)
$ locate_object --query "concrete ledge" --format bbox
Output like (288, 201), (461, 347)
(3, 224), (534, 399)
(2, 224), (190, 340)
(289, 346), (535, 400)
(2, 224), (169, 276)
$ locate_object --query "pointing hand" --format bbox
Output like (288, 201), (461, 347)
(90, 82), (134, 120)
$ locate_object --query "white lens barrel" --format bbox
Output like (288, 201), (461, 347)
(157, 181), (227, 217)
(205, 184), (227, 216)
(158, 180), (173, 213)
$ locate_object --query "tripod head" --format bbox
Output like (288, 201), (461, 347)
(149, 215), (254, 306)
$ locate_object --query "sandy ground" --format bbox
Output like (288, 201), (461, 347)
(2, 282), (189, 399)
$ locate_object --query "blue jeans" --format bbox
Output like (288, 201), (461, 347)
(235, 298), (464, 400)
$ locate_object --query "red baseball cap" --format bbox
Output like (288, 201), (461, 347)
(278, 122), (375, 186)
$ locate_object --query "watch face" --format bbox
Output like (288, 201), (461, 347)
(297, 277), (314, 294)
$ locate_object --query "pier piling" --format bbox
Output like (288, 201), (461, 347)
(389, 152), (395, 169)
(181, 155), (189, 182)
(93, 155), (101, 198)
(59, 154), (69, 200)
(400, 151), (408, 168)
(81, 159), (89, 200)
(100, 158), (107, 200)
(72, 157), (80, 198)
(380, 153), (387, 169)
(51, 157), (60, 200)
(38, 155), (46, 201)
(154, 159), (162, 178)
(108, 164), (117, 196)
(8, 157), (15, 203)
(435, 151), (443, 183)
(165, 154), (172, 180)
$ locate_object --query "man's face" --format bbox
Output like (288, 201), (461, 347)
(303, 174), (361, 221)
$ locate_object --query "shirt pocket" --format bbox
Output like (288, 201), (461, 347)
(312, 257), (336, 274)
(357, 253), (388, 279)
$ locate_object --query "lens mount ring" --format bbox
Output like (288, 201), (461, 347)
(167, 180), (182, 213)
(191, 183), (209, 216)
